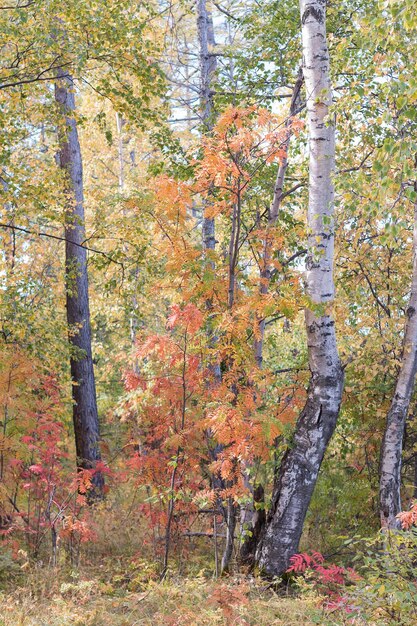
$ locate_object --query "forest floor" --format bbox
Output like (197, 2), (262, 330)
(0, 569), (356, 626)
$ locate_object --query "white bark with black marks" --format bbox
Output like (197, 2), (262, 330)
(197, 0), (218, 255)
(256, 0), (344, 578)
(55, 70), (103, 497)
(380, 198), (417, 529)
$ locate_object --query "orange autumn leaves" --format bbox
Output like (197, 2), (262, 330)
(146, 105), (305, 327)
(120, 105), (306, 519)
(123, 302), (306, 508)
(195, 106), (302, 218)
(150, 105), (302, 225)
(397, 501), (417, 529)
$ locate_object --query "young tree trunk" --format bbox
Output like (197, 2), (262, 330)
(239, 482), (266, 566)
(255, 0), (344, 578)
(197, 0), (219, 376)
(254, 68), (303, 368)
(197, 0), (235, 572)
(380, 195), (417, 529)
(55, 70), (103, 498)
(240, 70), (304, 568)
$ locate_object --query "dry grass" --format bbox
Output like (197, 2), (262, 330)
(0, 569), (337, 626)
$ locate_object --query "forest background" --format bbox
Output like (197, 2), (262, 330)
(1, 1), (417, 624)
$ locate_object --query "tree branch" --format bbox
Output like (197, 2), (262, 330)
(0, 222), (125, 268)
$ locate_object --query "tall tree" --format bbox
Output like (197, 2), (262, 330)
(197, 0), (234, 574)
(256, 0), (344, 577)
(380, 192), (417, 529)
(55, 69), (103, 497)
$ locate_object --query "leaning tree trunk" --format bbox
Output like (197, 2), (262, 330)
(254, 67), (303, 368)
(55, 70), (103, 498)
(380, 195), (417, 529)
(240, 69), (304, 568)
(256, 0), (344, 578)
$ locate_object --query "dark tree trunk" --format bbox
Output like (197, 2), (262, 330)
(239, 483), (265, 567)
(55, 70), (103, 498)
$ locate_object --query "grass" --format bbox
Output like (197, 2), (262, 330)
(0, 568), (341, 626)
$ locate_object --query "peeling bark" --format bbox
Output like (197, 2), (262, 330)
(256, 0), (344, 578)
(380, 197), (417, 529)
(55, 70), (103, 498)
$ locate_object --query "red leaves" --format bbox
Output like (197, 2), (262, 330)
(287, 551), (360, 612)
(167, 304), (203, 334)
(122, 302), (207, 545)
(21, 435), (34, 444)
(287, 551), (325, 573)
(209, 581), (249, 622)
(124, 370), (145, 392)
(0, 356), (95, 555)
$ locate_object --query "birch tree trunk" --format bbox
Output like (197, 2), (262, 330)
(380, 194), (417, 529)
(55, 70), (103, 498)
(256, 0), (344, 577)
(197, 0), (217, 254)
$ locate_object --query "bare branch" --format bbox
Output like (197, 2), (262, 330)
(0, 222), (125, 268)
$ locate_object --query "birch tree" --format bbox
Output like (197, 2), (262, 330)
(380, 195), (417, 529)
(256, 0), (344, 577)
(197, 0), (218, 258)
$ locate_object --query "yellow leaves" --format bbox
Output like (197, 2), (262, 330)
(0, 434), (13, 453)
(259, 387), (307, 447)
(193, 488), (217, 508)
(152, 175), (192, 222)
